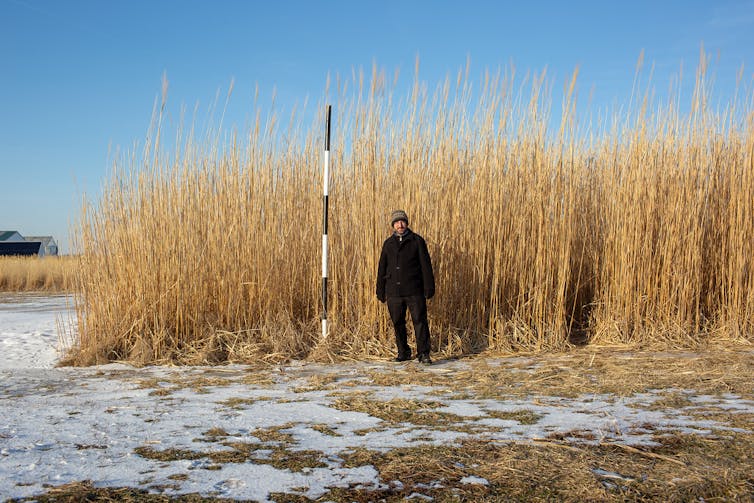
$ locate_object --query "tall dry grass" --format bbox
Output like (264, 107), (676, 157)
(0, 256), (76, 292)
(71, 56), (754, 365)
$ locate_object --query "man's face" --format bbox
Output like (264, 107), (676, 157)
(393, 219), (407, 235)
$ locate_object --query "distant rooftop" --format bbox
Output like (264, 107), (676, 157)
(0, 231), (22, 241)
(0, 242), (41, 256)
(25, 236), (55, 243)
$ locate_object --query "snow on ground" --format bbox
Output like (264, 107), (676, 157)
(0, 293), (73, 369)
(0, 293), (752, 501)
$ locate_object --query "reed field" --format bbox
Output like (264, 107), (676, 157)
(0, 256), (76, 292)
(70, 56), (754, 365)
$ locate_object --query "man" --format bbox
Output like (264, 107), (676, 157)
(376, 210), (435, 364)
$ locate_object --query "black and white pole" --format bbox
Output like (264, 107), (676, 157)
(321, 105), (332, 339)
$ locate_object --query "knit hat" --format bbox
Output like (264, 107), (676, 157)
(389, 210), (409, 227)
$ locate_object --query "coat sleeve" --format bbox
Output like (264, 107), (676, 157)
(419, 237), (435, 299)
(376, 242), (388, 301)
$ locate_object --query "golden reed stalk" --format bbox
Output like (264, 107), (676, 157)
(0, 256), (75, 292)
(70, 59), (753, 365)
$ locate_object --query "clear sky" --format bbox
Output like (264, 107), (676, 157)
(2, 0), (753, 253)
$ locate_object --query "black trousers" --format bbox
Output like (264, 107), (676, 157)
(386, 295), (431, 357)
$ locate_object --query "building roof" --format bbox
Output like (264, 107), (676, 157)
(0, 242), (41, 256)
(25, 236), (55, 245)
(0, 231), (22, 241)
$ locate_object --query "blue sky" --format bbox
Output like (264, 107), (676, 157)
(2, 0), (753, 253)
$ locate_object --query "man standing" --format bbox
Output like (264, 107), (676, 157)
(376, 210), (435, 364)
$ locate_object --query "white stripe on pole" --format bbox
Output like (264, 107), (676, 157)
(322, 105), (331, 339)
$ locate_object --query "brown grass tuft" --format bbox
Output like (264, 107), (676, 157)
(0, 256), (76, 292)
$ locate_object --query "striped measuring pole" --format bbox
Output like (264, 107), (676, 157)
(322, 105), (332, 339)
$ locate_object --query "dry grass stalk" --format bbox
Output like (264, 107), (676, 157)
(70, 57), (754, 365)
(0, 256), (76, 292)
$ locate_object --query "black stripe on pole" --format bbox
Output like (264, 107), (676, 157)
(325, 105), (331, 151)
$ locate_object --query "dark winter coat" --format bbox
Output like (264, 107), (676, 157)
(376, 229), (435, 301)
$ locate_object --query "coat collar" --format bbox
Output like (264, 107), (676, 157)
(392, 228), (413, 242)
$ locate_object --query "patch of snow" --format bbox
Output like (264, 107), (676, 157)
(0, 293), (73, 369)
(591, 468), (638, 482)
(460, 475), (489, 485)
(405, 492), (434, 500)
